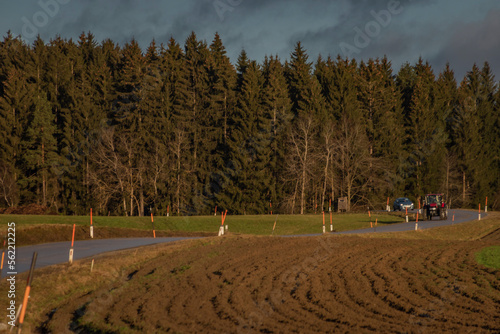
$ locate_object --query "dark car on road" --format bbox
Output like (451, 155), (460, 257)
(393, 197), (414, 211)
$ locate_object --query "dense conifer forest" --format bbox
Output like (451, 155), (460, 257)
(0, 31), (498, 215)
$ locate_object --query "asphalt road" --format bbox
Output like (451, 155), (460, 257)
(1, 237), (197, 277)
(2, 209), (485, 275)
(338, 208), (483, 234)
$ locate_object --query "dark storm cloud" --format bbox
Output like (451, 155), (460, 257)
(430, 8), (500, 80)
(1, 0), (499, 79)
(284, 0), (428, 60)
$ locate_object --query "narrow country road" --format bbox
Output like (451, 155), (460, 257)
(338, 208), (483, 234)
(1, 237), (197, 277)
(2, 209), (485, 275)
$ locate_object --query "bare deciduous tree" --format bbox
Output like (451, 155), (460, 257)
(320, 121), (335, 211)
(89, 128), (140, 216)
(170, 129), (190, 214)
(288, 116), (316, 214)
(0, 162), (18, 207)
(332, 117), (376, 211)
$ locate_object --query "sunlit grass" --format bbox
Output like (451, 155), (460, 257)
(476, 246), (500, 269)
(0, 212), (403, 235)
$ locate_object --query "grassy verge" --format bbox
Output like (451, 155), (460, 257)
(475, 246), (500, 269)
(0, 212), (403, 236)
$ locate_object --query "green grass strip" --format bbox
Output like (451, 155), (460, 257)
(0, 213), (404, 235)
(475, 246), (500, 269)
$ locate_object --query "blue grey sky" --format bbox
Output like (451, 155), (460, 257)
(1, 0), (499, 80)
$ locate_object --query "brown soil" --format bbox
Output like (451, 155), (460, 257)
(32, 231), (500, 333)
(15, 224), (214, 247)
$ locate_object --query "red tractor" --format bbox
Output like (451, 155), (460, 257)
(422, 194), (447, 220)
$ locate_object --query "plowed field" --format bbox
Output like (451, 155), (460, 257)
(37, 231), (500, 333)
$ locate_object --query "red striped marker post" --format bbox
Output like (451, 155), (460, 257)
(167, 205), (170, 217)
(151, 212), (156, 238)
(478, 204), (481, 221)
(90, 208), (93, 239)
(1, 237), (5, 273)
(272, 215), (278, 236)
(485, 197), (488, 213)
(17, 252), (37, 334)
(386, 197), (390, 212)
(218, 210), (227, 236)
(270, 201), (272, 215)
(368, 209), (372, 228)
(69, 224), (75, 264)
(322, 211), (326, 234)
(215, 205), (217, 216)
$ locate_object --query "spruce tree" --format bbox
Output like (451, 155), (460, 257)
(329, 56), (360, 120)
(262, 55), (292, 212)
(203, 33), (236, 212)
(435, 63), (459, 203)
(225, 58), (269, 213)
(184, 32), (210, 213)
(286, 42), (313, 118)
(453, 65), (484, 205)
(358, 57), (404, 200)
(22, 93), (58, 205)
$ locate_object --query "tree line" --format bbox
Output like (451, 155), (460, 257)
(0, 31), (498, 215)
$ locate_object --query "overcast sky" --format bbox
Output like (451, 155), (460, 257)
(1, 0), (499, 80)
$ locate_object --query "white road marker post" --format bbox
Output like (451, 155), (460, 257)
(485, 197), (488, 213)
(478, 204), (481, 221)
